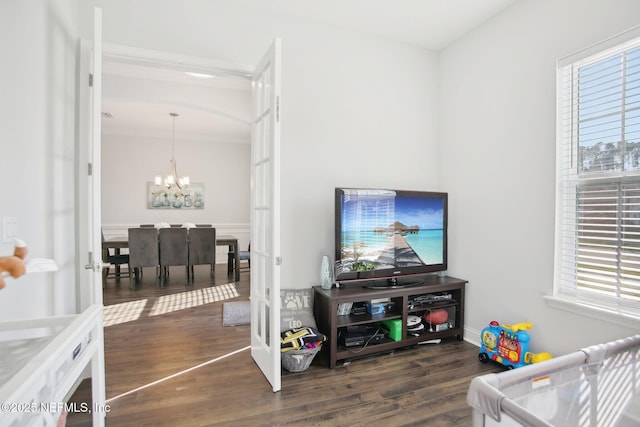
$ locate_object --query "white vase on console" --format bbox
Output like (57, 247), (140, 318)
(320, 255), (333, 290)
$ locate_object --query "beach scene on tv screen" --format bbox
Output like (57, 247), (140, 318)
(341, 193), (444, 273)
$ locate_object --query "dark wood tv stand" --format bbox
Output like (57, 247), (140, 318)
(313, 274), (466, 368)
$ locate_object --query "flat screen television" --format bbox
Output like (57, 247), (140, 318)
(335, 188), (447, 288)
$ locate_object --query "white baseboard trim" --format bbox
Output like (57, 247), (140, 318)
(463, 325), (481, 348)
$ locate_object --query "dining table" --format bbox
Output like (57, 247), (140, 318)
(101, 233), (241, 281)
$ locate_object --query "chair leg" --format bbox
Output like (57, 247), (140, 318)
(160, 266), (167, 286)
(129, 269), (135, 290)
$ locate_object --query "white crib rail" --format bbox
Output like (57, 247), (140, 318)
(467, 335), (640, 427)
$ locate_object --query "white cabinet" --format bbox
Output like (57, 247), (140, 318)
(0, 304), (105, 426)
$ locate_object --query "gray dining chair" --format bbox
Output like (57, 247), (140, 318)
(228, 242), (250, 275)
(128, 227), (160, 289)
(187, 227), (216, 283)
(159, 227), (189, 285)
(239, 242), (251, 272)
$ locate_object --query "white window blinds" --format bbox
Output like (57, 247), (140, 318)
(556, 29), (640, 309)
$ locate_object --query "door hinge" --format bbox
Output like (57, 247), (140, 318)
(89, 73), (93, 87)
(276, 257), (282, 266)
(88, 162), (93, 176)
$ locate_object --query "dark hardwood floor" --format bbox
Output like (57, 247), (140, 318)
(66, 264), (503, 426)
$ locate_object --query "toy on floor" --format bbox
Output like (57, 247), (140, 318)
(0, 239), (28, 289)
(479, 320), (552, 369)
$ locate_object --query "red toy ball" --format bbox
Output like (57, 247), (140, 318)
(424, 309), (448, 324)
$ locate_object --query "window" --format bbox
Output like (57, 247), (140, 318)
(556, 29), (640, 318)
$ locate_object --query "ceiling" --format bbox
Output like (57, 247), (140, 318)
(101, 61), (252, 143)
(234, 0), (517, 50)
(101, 0), (516, 143)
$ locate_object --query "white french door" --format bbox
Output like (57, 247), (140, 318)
(76, 7), (107, 427)
(250, 38), (282, 392)
(78, 7), (105, 310)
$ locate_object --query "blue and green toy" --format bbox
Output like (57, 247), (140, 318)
(479, 320), (552, 369)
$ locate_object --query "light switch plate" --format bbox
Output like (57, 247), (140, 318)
(3, 217), (17, 243)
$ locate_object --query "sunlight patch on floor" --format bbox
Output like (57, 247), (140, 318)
(103, 299), (148, 327)
(149, 283), (239, 316)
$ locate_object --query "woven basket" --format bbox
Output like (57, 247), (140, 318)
(281, 345), (321, 372)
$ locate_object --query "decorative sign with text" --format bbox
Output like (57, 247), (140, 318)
(280, 288), (316, 332)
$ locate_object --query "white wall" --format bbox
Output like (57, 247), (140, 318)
(0, 0), (79, 321)
(81, 0), (442, 289)
(440, 0), (640, 354)
(101, 133), (251, 252)
(279, 30), (440, 289)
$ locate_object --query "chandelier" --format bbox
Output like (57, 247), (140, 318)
(154, 112), (190, 190)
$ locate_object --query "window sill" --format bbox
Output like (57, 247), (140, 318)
(544, 295), (640, 329)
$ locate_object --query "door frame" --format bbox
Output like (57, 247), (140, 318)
(77, 42), (282, 382)
(78, 43), (254, 312)
(100, 43), (254, 80)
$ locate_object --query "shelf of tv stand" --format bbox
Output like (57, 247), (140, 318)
(335, 312), (402, 328)
(313, 274), (466, 368)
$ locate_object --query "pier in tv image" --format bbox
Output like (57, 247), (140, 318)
(335, 188), (448, 282)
